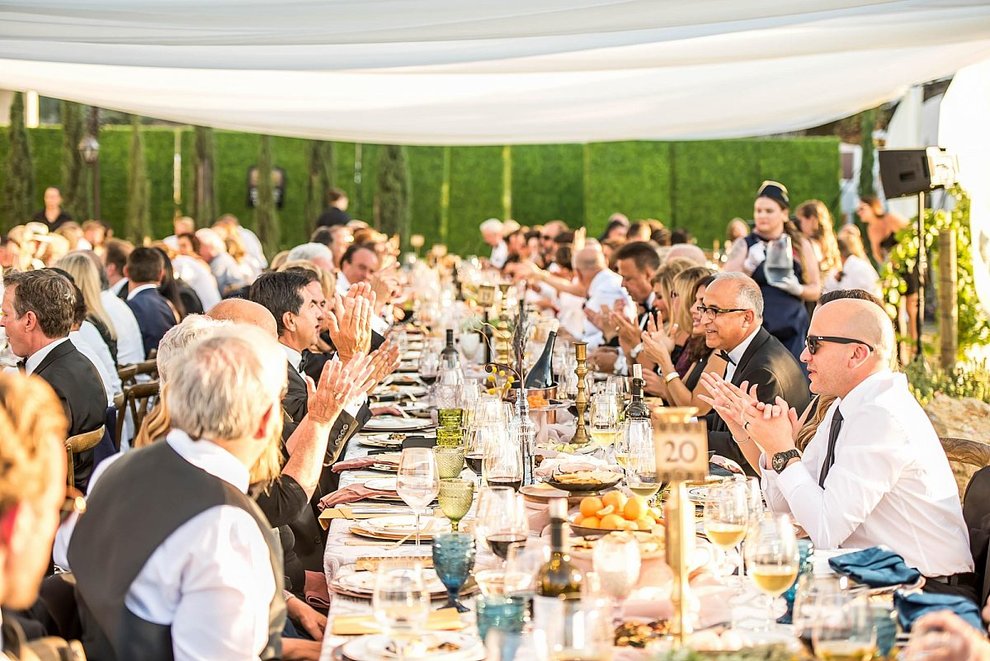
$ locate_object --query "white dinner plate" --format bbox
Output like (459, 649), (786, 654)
(363, 417), (435, 432)
(342, 632), (484, 661)
(364, 515), (447, 536)
(364, 477), (398, 491)
(334, 567), (447, 596)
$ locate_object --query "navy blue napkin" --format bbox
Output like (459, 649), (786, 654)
(828, 547), (922, 588)
(894, 590), (984, 633)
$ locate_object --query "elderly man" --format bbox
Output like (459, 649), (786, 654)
(287, 242), (336, 274)
(0, 270), (105, 491)
(480, 218), (507, 268)
(69, 328), (289, 660)
(195, 227), (251, 296)
(0, 374), (73, 658)
(701, 272), (810, 474)
(743, 298), (974, 590)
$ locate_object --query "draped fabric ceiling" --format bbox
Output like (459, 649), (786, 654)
(1, 1), (990, 145)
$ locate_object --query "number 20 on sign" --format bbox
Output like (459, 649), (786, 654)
(653, 417), (708, 483)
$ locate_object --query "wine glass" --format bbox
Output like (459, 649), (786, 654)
(744, 513), (798, 630)
(812, 591), (878, 661)
(482, 425), (523, 491)
(592, 532), (641, 622)
(373, 565), (430, 660)
(625, 419), (662, 503)
(396, 448), (440, 547)
(589, 392), (618, 447)
(418, 351), (440, 386)
(460, 379), (481, 426)
(505, 539), (550, 598)
(432, 532), (476, 613)
(433, 445), (465, 479)
(703, 480), (750, 580)
(460, 331), (482, 364)
(437, 478), (474, 532)
(477, 487), (528, 564)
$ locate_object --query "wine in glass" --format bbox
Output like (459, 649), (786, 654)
(396, 448), (440, 547)
(812, 592), (878, 661)
(437, 478), (474, 532)
(625, 419), (662, 501)
(592, 532), (641, 622)
(418, 350), (440, 386)
(589, 392), (619, 447)
(479, 487), (529, 562)
(432, 532), (477, 613)
(373, 565), (430, 660)
(482, 425), (523, 491)
(744, 513), (799, 629)
(703, 480), (750, 579)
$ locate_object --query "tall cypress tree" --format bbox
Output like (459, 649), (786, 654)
(375, 144), (411, 246)
(60, 100), (88, 218)
(192, 125), (218, 225)
(305, 140), (335, 230)
(1, 92), (35, 230)
(255, 135), (279, 255)
(859, 108), (876, 198)
(125, 115), (151, 242)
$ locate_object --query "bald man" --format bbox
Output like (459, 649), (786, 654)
(747, 298), (974, 593)
(209, 298), (278, 337)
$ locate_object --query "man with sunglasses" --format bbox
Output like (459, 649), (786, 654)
(749, 298), (973, 593)
(702, 272), (810, 475)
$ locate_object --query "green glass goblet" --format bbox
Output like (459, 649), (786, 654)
(438, 478), (474, 532)
(434, 445), (466, 479)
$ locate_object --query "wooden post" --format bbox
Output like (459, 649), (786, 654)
(938, 229), (958, 369)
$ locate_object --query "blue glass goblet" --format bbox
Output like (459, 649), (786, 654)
(432, 532), (476, 613)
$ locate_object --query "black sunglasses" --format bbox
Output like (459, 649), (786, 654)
(805, 335), (875, 355)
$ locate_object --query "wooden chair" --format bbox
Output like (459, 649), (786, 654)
(115, 381), (160, 450)
(134, 359), (159, 379)
(65, 425), (106, 487)
(117, 364), (138, 388)
(940, 436), (990, 501)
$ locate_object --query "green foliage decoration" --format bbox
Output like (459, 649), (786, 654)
(1, 93), (35, 229)
(125, 115), (151, 242)
(859, 109), (876, 199)
(879, 186), (990, 355)
(905, 358), (990, 406)
(60, 100), (88, 218)
(254, 135), (279, 255)
(375, 144), (412, 244)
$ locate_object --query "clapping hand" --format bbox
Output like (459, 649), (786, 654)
(642, 369), (664, 396)
(641, 310), (678, 365)
(698, 373), (759, 430)
(369, 268), (400, 316)
(305, 352), (374, 426)
(360, 339), (402, 394)
(325, 285), (374, 362)
(584, 304), (611, 334)
(740, 395), (800, 456)
(610, 299), (642, 355)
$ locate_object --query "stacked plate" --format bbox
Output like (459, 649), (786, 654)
(349, 514), (449, 542)
(363, 417), (434, 433)
(357, 434), (405, 449)
(373, 384), (429, 401)
(329, 565), (448, 599)
(334, 632), (485, 661)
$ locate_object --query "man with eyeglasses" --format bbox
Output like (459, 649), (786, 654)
(745, 298), (973, 594)
(702, 272), (810, 475)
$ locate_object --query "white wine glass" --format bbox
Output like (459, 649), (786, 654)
(812, 592), (877, 661)
(592, 532), (641, 623)
(744, 513), (798, 630)
(703, 481), (750, 580)
(625, 419), (662, 504)
(396, 448), (440, 547)
(589, 392), (619, 447)
(373, 565), (430, 661)
(482, 425), (523, 492)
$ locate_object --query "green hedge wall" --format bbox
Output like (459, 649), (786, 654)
(0, 126), (840, 256)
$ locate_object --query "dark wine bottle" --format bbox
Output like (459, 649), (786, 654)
(534, 498), (583, 598)
(524, 321), (559, 390)
(624, 363), (650, 421)
(441, 328), (459, 370)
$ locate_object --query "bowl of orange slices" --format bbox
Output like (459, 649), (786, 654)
(568, 490), (663, 537)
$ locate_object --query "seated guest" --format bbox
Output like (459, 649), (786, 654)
(78, 250), (145, 365)
(480, 218), (508, 269)
(0, 373), (73, 659)
(286, 242), (336, 275)
(701, 272), (810, 474)
(124, 247), (178, 358)
(172, 233), (223, 312)
(65, 277), (120, 402)
(195, 228), (252, 296)
(311, 225), (353, 269)
(56, 252), (120, 365)
(746, 298), (973, 589)
(336, 243), (379, 295)
(103, 238), (133, 298)
(214, 213), (267, 275)
(823, 233), (882, 298)
(68, 328), (288, 660)
(0, 270), (105, 491)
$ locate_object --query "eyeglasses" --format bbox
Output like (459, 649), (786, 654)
(805, 335), (875, 355)
(60, 488), (86, 524)
(697, 305), (749, 320)
(540, 235), (554, 241)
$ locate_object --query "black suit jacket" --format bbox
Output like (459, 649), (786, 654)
(33, 340), (106, 491)
(125, 288), (177, 359)
(706, 328), (811, 476)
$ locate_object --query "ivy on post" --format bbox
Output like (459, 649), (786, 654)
(125, 115), (151, 244)
(375, 144), (411, 249)
(1, 92), (35, 231)
(255, 135), (280, 255)
(60, 101), (88, 218)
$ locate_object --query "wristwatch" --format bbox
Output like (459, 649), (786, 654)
(771, 449), (801, 473)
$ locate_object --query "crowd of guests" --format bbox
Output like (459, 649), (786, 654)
(0, 180), (984, 659)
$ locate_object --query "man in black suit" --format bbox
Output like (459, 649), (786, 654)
(0, 270), (106, 490)
(124, 247), (177, 358)
(701, 272), (810, 475)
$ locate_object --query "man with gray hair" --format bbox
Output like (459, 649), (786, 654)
(738, 298), (974, 593)
(195, 227), (252, 296)
(286, 242), (335, 274)
(700, 272), (809, 474)
(68, 327), (290, 660)
(480, 218), (507, 268)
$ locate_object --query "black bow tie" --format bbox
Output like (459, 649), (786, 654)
(16, 360), (26, 373)
(717, 350), (736, 366)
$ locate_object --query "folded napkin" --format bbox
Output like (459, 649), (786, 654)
(318, 484), (394, 510)
(828, 547), (922, 588)
(894, 590), (984, 633)
(533, 454), (610, 480)
(303, 570), (331, 611)
(332, 607), (465, 635)
(331, 455), (398, 473)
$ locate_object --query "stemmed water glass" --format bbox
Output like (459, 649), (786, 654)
(592, 532), (641, 622)
(482, 425), (523, 491)
(373, 565), (430, 661)
(703, 480), (750, 579)
(744, 513), (799, 629)
(476, 487), (529, 564)
(396, 448), (440, 547)
(432, 532), (477, 613)
(418, 351), (440, 386)
(624, 419), (662, 503)
(437, 478), (474, 531)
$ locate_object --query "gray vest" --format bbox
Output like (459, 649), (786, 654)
(67, 440), (285, 661)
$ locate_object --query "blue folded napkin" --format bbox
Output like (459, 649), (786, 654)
(894, 590), (984, 633)
(828, 547), (922, 588)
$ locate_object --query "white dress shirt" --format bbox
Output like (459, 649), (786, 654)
(723, 326), (760, 383)
(126, 283), (159, 301)
(173, 255), (222, 311)
(823, 255), (882, 298)
(489, 240), (509, 269)
(283, 343), (366, 417)
(761, 370), (973, 577)
(71, 324), (120, 401)
(101, 291), (144, 366)
(335, 271), (351, 297)
(582, 268), (633, 347)
(238, 226), (268, 272)
(109, 278), (128, 297)
(55, 430), (276, 660)
(24, 337), (69, 374)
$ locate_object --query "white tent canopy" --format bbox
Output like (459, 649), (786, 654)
(2, 1), (990, 144)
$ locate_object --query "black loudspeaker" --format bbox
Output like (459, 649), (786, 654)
(878, 147), (958, 199)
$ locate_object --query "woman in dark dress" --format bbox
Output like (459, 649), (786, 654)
(724, 181), (822, 361)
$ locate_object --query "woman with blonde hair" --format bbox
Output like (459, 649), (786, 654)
(55, 251), (118, 364)
(795, 199), (841, 281)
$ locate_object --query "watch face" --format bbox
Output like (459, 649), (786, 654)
(773, 450), (797, 472)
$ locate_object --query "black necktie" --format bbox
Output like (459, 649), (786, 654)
(717, 350), (736, 365)
(16, 360), (25, 373)
(818, 409), (844, 487)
